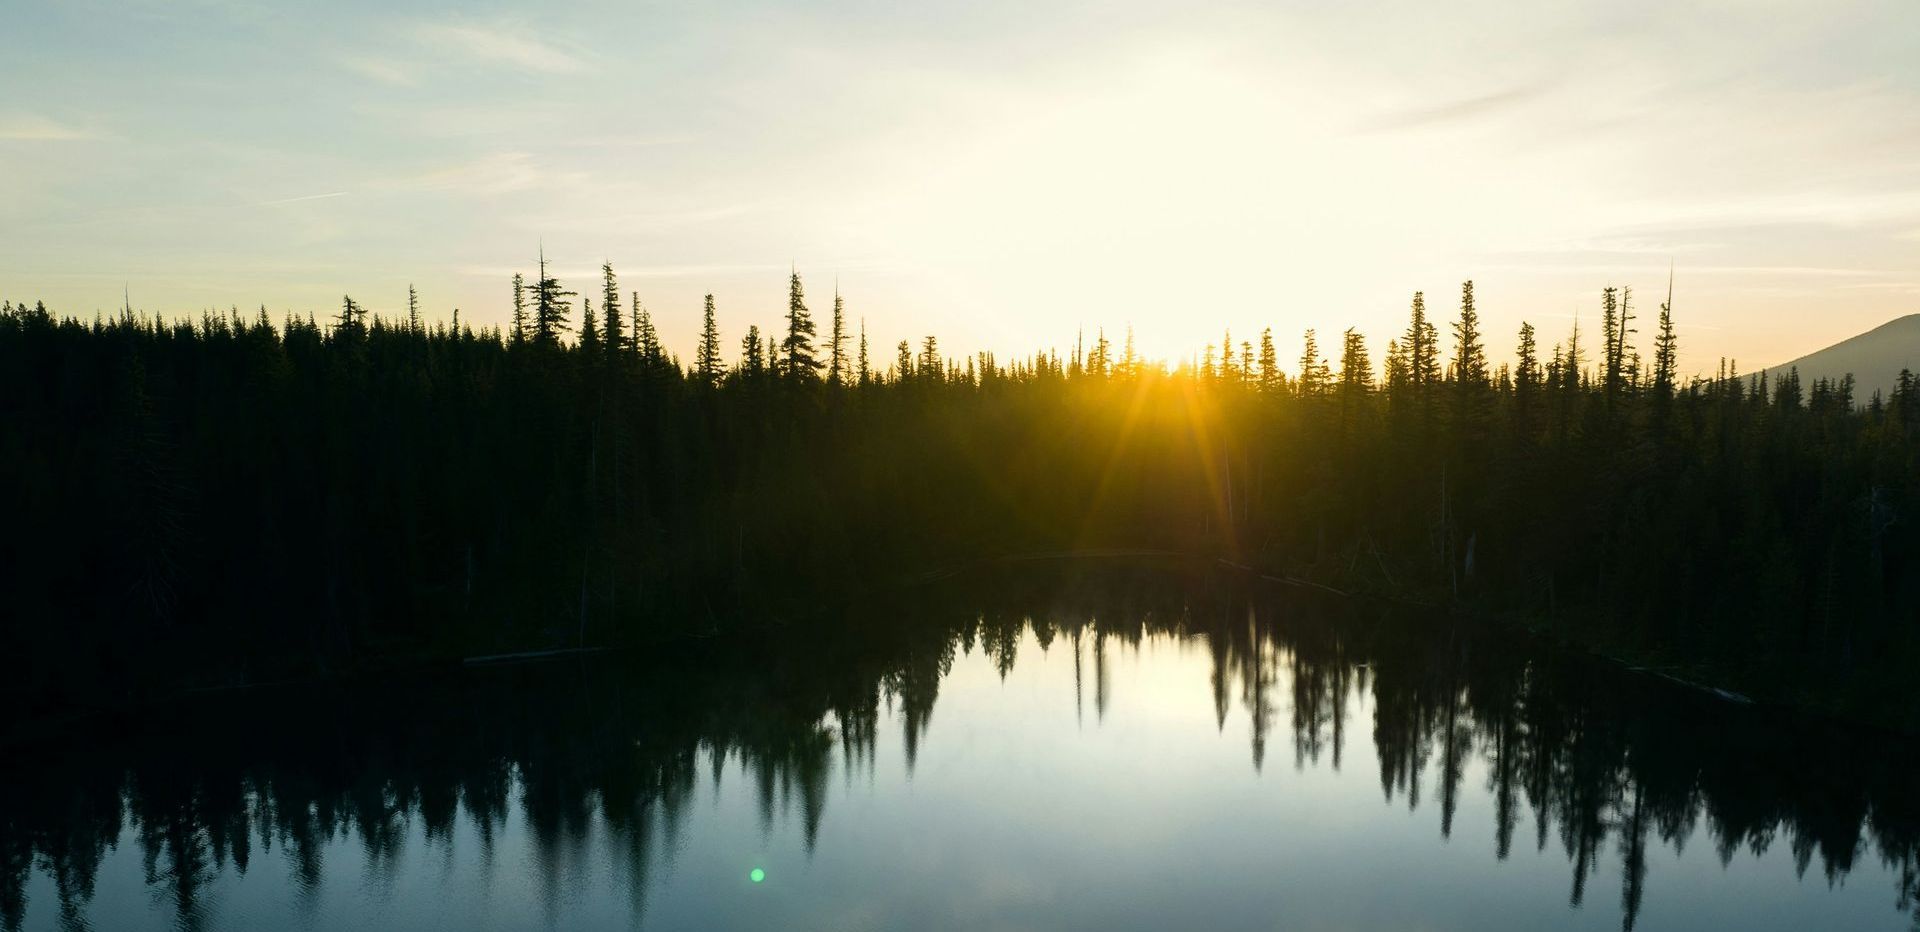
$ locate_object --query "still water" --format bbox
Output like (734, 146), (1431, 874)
(6, 569), (1918, 930)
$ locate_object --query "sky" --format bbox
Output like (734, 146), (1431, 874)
(3, 0), (1918, 374)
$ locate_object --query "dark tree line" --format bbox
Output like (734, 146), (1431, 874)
(3, 264), (1918, 720)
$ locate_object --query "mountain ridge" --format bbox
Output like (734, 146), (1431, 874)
(1764, 312), (1920, 402)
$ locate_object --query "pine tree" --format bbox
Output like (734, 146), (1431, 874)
(1513, 322), (1541, 441)
(1652, 280), (1677, 401)
(1219, 329), (1235, 381)
(741, 324), (765, 376)
(1257, 328), (1279, 392)
(335, 294), (367, 337)
(919, 335), (940, 378)
(1337, 327), (1372, 431)
(696, 294), (723, 387)
(1451, 280), (1487, 387)
(1338, 328), (1372, 393)
(580, 296), (601, 354)
(633, 297), (663, 372)
(1298, 329), (1330, 396)
(1121, 326), (1140, 378)
(895, 339), (913, 381)
(781, 271), (821, 381)
(858, 318), (871, 385)
(601, 263), (624, 362)
(828, 288), (848, 386)
(407, 284), (421, 331)
(510, 274), (527, 345)
(1404, 291), (1441, 388)
(529, 248), (574, 347)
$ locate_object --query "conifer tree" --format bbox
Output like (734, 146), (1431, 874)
(407, 284), (420, 331)
(510, 274), (527, 345)
(1562, 315), (1584, 392)
(601, 263), (623, 362)
(633, 297), (662, 371)
(781, 271), (821, 381)
(1257, 328), (1279, 392)
(919, 335), (941, 378)
(580, 296), (601, 354)
(1513, 322), (1541, 440)
(828, 288), (848, 386)
(1338, 328), (1372, 393)
(335, 294), (367, 337)
(1451, 280), (1487, 387)
(858, 318), (871, 385)
(1297, 329), (1330, 396)
(1404, 291), (1441, 388)
(696, 294), (723, 387)
(529, 248), (574, 347)
(1652, 283), (1677, 401)
(895, 339), (913, 381)
(741, 324), (765, 376)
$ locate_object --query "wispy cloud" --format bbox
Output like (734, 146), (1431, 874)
(413, 21), (587, 75)
(260, 191), (349, 206)
(405, 152), (575, 196)
(337, 56), (416, 87)
(0, 114), (101, 141)
(1351, 85), (1549, 135)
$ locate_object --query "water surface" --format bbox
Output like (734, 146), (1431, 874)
(6, 569), (1917, 930)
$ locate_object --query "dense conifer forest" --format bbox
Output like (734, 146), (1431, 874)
(4, 262), (1917, 721)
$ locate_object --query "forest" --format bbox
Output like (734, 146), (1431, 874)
(4, 259), (1918, 724)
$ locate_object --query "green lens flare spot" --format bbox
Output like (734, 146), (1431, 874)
(749, 868), (766, 883)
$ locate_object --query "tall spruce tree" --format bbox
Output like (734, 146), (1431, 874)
(529, 248), (574, 347)
(601, 263), (623, 363)
(1298, 329), (1330, 396)
(1513, 322), (1541, 441)
(1405, 291), (1441, 388)
(858, 318), (871, 385)
(828, 288), (848, 385)
(782, 271), (821, 381)
(335, 294), (367, 337)
(633, 295), (663, 372)
(1338, 328), (1372, 393)
(1652, 278), (1678, 403)
(1451, 280), (1487, 387)
(1257, 328), (1279, 392)
(697, 294), (723, 387)
(510, 273), (527, 345)
(580, 296), (601, 354)
(741, 324), (765, 376)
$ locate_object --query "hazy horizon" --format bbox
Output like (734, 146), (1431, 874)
(5, 0), (1918, 372)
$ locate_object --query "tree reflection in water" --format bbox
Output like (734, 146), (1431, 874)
(3, 565), (1917, 931)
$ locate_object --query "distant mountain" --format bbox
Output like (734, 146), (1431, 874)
(1770, 314), (1920, 402)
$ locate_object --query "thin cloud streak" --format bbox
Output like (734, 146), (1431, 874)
(0, 114), (100, 141)
(337, 56), (416, 87)
(1350, 85), (1550, 135)
(261, 191), (349, 206)
(412, 22), (587, 75)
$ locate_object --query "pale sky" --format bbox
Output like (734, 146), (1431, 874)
(4, 0), (1918, 374)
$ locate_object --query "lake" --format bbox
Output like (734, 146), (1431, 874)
(5, 565), (1916, 930)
